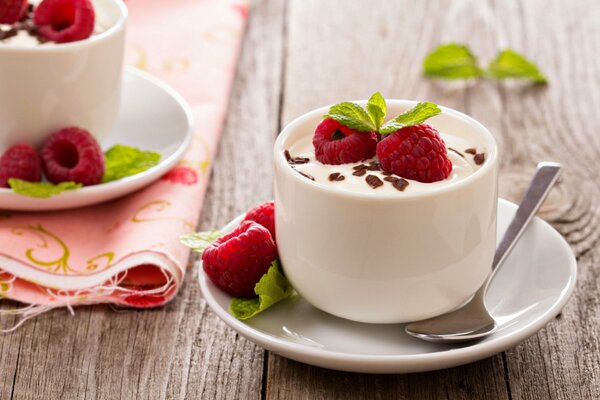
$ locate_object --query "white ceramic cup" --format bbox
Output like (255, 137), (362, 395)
(274, 100), (498, 323)
(0, 0), (127, 150)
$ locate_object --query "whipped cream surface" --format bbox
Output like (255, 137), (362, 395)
(287, 131), (486, 195)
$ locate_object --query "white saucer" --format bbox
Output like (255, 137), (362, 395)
(0, 67), (193, 211)
(199, 199), (577, 374)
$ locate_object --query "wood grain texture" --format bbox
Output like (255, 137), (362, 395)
(2, 0), (599, 399)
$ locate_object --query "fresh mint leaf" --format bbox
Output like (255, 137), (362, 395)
(423, 43), (484, 80)
(380, 102), (442, 135)
(366, 92), (387, 130)
(326, 102), (376, 132)
(102, 145), (161, 183)
(487, 49), (547, 84)
(230, 260), (295, 320)
(180, 230), (221, 255)
(8, 179), (82, 198)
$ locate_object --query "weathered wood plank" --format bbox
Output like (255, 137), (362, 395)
(267, 0), (599, 399)
(0, 0), (285, 399)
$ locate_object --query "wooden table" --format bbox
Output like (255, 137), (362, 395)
(1, 0), (599, 398)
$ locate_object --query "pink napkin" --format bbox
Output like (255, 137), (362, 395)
(0, 0), (248, 330)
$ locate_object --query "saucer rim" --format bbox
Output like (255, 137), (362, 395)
(198, 198), (577, 373)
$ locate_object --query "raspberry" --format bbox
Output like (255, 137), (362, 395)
(34, 0), (95, 44)
(313, 118), (377, 165)
(0, 0), (27, 24)
(0, 144), (42, 188)
(161, 166), (198, 185)
(376, 124), (453, 183)
(202, 221), (277, 298)
(243, 201), (276, 241)
(40, 127), (105, 185)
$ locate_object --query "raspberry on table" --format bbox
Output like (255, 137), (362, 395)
(243, 201), (276, 241)
(0, 0), (28, 24)
(202, 221), (278, 298)
(376, 124), (453, 183)
(34, 0), (95, 43)
(0, 143), (42, 188)
(313, 118), (377, 165)
(40, 127), (105, 185)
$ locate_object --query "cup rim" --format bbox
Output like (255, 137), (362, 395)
(274, 99), (498, 201)
(0, 0), (128, 53)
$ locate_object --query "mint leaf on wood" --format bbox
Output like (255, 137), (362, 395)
(326, 102), (376, 132)
(487, 49), (547, 84)
(230, 260), (295, 320)
(366, 91), (387, 130)
(380, 102), (442, 135)
(102, 145), (161, 183)
(180, 230), (221, 255)
(8, 179), (82, 198)
(423, 43), (484, 80)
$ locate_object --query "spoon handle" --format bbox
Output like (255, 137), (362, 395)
(491, 162), (562, 271)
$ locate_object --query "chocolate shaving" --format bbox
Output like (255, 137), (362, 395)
(464, 148), (477, 155)
(352, 164), (368, 171)
(328, 172), (345, 182)
(0, 28), (18, 41)
(474, 153), (485, 165)
(365, 175), (383, 189)
(284, 149), (309, 164)
(382, 171), (393, 176)
(367, 162), (381, 171)
(392, 178), (409, 191)
(384, 176), (399, 183)
(448, 147), (465, 158)
(296, 170), (315, 181)
(352, 168), (367, 177)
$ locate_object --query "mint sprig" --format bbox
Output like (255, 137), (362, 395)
(379, 102), (441, 135)
(488, 49), (547, 84)
(102, 145), (161, 183)
(423, 43), (547, 84)
(229, 260), (295, 320)
(180, 230), (221, 255)
(8, 179), (82, 198)
(325, 93), (441, 136)
(423, 43), (484, 80)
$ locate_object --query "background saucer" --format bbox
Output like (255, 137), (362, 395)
(199, 199), (577, 374)
(0, 67), (193, 211)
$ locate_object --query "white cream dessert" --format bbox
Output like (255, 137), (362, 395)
(0, 0), (108, 47)
(285, 129), (486, 195)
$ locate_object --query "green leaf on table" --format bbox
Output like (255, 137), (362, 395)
(230, 260), (295, 320)
(102, 145), (161, 183)
(487, 49), (547, 84)
(380, 102), (442, 135)
(180, 230), (221, 255)
(8, 179), (82, 198)
(366, 91), (387, 130)
(326, 101), (377, 132)
(423, 43), (484, 80)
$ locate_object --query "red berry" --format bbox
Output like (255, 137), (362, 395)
(0, 143), (42, 188)
(161, 166), (198, 185)
(40, 127), (105, 185)
(313, 118), (377, 165)
(0, 0), (27, 24)
(243, 201), (276, 241)
(34, 0), (95, 43)
(202, 221), (278, 298)
(376, 124), (453, 183)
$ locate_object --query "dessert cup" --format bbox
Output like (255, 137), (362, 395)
(0, 0), (128, 150)
(274, 100), (498, 323)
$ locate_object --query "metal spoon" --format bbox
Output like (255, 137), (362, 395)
(405, 162), (563, 343)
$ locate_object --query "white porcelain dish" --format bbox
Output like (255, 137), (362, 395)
(199, 199), (577, 374)
(0, 67), (193, 211)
